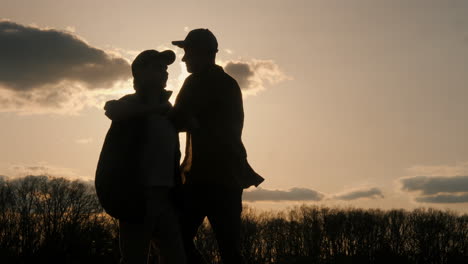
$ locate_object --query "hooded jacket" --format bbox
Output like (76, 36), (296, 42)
(95, 91), (181, 222)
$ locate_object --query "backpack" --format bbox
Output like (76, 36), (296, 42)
(95, 117), (147, 223)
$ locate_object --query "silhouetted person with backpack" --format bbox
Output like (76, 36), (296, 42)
(96, 49), (186, 264)
(171, 28), (264, 264)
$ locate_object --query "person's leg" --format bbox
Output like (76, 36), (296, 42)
(119, 219), (151, 264)
(119, 187), (172, 264)
(207, 187), (244, 264)
(178, 185), (209, 264)
(149, 187), (187, 264)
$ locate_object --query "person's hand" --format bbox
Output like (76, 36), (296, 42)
(105, 98), (174, 121)
(103, 100), (117, 112)
(104, 100), (123, 120)
(104, 100), (141, 121)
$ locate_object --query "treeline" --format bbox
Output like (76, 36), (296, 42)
(0, 175), (117, 263)
(0, 175), (467, 264)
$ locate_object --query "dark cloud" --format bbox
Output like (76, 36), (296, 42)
(16, 166), (49, 172)
(243, 187), (324, 202)
(0, 20), (131, 113)
(415, 193), (468, 204)
(400, 175), (468, 204)
(224, 59), (289, 95)
(334, 187), (384, 201)
(0, 20), (130, 91)
(224, 62), (254, 89)
(9, 163), (83, 179)
(400, 175), (468, 195)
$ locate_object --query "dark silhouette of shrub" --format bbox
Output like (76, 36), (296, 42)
(0, 175), (466, 264)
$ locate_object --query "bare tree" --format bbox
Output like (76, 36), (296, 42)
(0, 175), (467, 264)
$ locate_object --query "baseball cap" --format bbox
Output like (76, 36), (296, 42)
(131, 49), (176, 77)
(172, 28), (218, 53)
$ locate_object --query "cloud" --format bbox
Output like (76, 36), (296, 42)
(415, 193), (468, 204)
(0, 20), (132, 114)
(333, 187), (384, 201)
(0, 20), (130, 91)
(400, 175), (468, 195)
(5, 162), (90, 180)
(243, 187), (324, 202)
(399, 175), (468, 204)
(223, 59), (290, 95)
(243, 186), (385, 202)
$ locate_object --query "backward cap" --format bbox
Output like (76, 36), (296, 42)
(172, 28), (218, 52)
(131, 49), (176, 77)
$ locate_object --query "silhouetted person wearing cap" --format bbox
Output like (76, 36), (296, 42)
(102, 30), (264, 264)
(171, 29), (264, 264)
(96, 49), (186, 264)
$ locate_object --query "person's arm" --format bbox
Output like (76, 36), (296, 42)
(104, 99), (171, 121)
(169, 78), (195, 132)
(168, 107), (195, 132)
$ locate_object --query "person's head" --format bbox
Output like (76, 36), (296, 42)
(131, 49), (176, 92)
(172, 29), (218, 73)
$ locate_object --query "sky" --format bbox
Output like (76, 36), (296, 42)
(1, 0), (468, 213)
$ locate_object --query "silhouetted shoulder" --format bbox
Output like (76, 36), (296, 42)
(224, 72), (240, 88)
(118, 93), (138, 102)
(181, 73), (197, 87)
(220, 70), (242, 98)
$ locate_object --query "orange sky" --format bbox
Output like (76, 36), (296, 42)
(1, 0), (468, 213)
